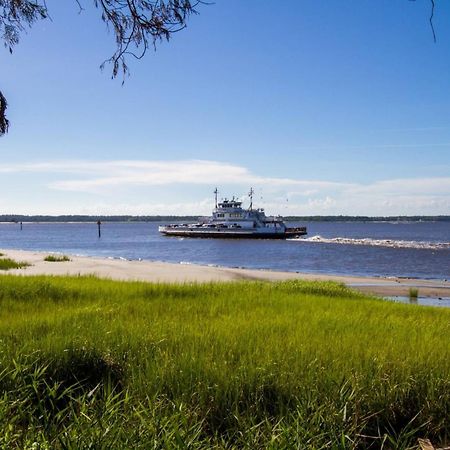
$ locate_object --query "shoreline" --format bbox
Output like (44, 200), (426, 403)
(1, 248), (450, 300)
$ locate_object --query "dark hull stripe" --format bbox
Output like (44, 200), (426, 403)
(160, 230), (307, 239)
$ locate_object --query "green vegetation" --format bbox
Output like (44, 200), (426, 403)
(44, 254), (71, 262)
(0, 275), (448, 448)
(1, 214), (450, 223)
(286, 215), (450, 222)
(409, 287), (419, 300)
(0, 257), (30, 270)
(0, 214), (199, 222)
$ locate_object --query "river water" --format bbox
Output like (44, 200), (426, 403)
(0, 221), (449, 280)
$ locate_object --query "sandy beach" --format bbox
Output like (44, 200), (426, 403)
(1, 248), (450, 299)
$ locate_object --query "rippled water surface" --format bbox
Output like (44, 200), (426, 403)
(0, 221), (449, 280)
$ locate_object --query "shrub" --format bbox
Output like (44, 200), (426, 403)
(44, 255), (71, 262)
(0, 257), (30, 270)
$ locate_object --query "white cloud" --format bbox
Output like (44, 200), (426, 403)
(351, 177), (450, 195)
(75, 199), (215, 216)
(0, 159), (354, 192)
(0, 159), (449, 215)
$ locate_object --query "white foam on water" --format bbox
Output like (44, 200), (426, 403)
(288, 235), (450, 250)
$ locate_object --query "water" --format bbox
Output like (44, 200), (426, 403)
(0, 221), (449, 280)
(386, 296), (450, 308)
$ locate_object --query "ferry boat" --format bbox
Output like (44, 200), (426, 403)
(159, 188), (307, 239)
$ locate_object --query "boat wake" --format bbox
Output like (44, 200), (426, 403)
(288, 235), (450, 250)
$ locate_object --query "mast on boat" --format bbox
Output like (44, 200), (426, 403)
(248, 187), (254, 210)
(214, 187), (218, 208)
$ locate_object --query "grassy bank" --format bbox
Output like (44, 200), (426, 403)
(0, 257), (30, 270)
(43, 254), (71, 262)
(0, 275), (448, 448)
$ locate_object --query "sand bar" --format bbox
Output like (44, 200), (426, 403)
(1, 248), (450, 299)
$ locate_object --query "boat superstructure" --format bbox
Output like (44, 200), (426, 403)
(158, 188), (307, 239)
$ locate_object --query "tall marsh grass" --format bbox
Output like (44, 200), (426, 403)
(0, 257), (30, 270)
(44, 254), (71, 262)
(0, 275), (448, 448)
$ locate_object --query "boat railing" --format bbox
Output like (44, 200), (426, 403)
(285, 226), (307, 234)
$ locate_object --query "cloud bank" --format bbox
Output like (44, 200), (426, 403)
(0, 159), (449, 215)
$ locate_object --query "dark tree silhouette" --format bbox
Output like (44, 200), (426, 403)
(0, 0), (203, 135)
(0, 91), (8, 135)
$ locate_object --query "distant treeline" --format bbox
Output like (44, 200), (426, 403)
(0, 215), (198, 223)
(1, 214), (449, 223)
(284, 215), (450, 222)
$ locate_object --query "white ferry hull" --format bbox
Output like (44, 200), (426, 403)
(159, 226), (307, 239)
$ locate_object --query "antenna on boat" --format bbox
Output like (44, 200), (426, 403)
(248, 187), (254, 210)
(214, 187), (218, 208)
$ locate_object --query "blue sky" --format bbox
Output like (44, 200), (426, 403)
(1, 0), (450, 215)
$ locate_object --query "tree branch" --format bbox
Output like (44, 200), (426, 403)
(410, 0), (436, 42)
(429, 0), (436, 42)
(95, 0), (203, 80)
(0, 91), (9, 136)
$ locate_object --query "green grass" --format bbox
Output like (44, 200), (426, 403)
(0, 275), (448, 448)
(44, 254), (71, 262)
(0, 257), (30, 270)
